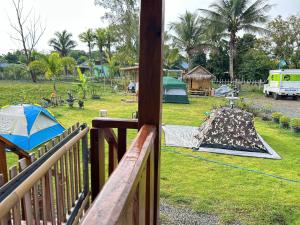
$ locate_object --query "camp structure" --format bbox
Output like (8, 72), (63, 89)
(0, 104), (65, 181)
(184, 65), (215, 96)
(0, 104), (65, 151)
(163, 76), (189, 104)
(195, 107), (280, 159)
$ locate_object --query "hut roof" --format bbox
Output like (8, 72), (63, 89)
(184, 65), (215, 81)
(119, 66), (139, 73)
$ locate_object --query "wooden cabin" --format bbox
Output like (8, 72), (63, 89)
(0, 0), (164, 225)
(184, 65), (215, 96)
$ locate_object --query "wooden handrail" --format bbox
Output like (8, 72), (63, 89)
(92, 118), (138, 129)
(0, 126), (89, 219)
(81, 125), (156, 225)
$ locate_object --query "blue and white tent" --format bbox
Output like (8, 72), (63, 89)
(0, 104), (65, 151)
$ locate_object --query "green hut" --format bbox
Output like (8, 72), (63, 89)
(163, 77), (189, 104)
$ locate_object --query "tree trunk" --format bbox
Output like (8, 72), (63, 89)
(64, 66), (68, 76)
(229, 33), (236, 81)
(30, 71), (37, 83)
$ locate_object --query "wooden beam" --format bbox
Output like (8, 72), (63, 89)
(92, 118), (138, 129)
(138, 0), (164, 224)
(90, 128), (105, 201)
(0, 143), (8, 183)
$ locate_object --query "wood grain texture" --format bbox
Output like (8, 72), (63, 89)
(138, 1), (164, 223)
(81, 125), (156, 225)
(90, 128), (105, 201)
(0, 144), (8, 183)
(92, 118), (138, 129)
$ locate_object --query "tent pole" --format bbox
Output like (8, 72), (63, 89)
(0, 143), (8, 183)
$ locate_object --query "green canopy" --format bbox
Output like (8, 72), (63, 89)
(163, 77), (189, 104)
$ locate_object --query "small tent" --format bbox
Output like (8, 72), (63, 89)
(0, 104), (65, 151)
(163, 77), (189, 104)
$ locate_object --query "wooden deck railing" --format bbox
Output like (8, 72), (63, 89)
(83, 118), (156, 225)
(89, 118), (139, 200)
(0, 124), (89, 225)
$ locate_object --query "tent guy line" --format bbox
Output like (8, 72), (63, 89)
(161, 148), (300, 184)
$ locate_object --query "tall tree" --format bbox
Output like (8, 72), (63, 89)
(262, 15), (300, 67)
(49, 30), (77, 75)
(9, 0), (45, 82)
(169, 11), (205, 70)
(29, 52), (63, 91)
(94, 0), (139, 65)
(49, 30), (77, 57)
(79, 29), (95, 60)
(94, 28), (107, 64)
(199, 0), (272, 80)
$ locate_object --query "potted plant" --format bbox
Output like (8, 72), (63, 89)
(272, 112), (283, 123)
(78, 100), (84, 109)
(291, 118), (300, 133)
(279, 116), (290, 129)
(261, 113), (271, 121)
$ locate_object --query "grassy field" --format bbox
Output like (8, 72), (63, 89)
(0, 81), (299, 225)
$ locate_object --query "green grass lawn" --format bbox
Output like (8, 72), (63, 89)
(1, 81), (299, 225)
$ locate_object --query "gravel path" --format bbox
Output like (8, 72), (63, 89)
(245, 96), (300, 118)
(160, 199), (244, 225)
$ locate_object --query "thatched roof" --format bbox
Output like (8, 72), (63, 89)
(119, 66), (139, 73)
(184, 65), (215, 81)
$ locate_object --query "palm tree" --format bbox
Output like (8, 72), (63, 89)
(79, 29), (95, 60)
(199, 0), (272, 80)
(94, 28), (107, 64)
(170, 11), (204, 70)
(29, 52), (63, 92)
(49, 30), (76, 76)
(49, 30), (77, 57)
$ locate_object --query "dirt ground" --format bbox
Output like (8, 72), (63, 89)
(245, 95), (300, 118)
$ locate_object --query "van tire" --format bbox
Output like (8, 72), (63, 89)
(264, 92), (269, 97)
(273, 93), (280, 100)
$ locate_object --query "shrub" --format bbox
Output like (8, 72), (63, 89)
(290, 118), (300, 133)
(280, 116), (290, 129)
(272, 112), (283, 123)
(291, 118), (300, 128)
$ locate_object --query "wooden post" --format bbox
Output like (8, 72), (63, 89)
(138, 0), (164, 224)
(117, 128), (127, 162)
(0, 143), (8, 183)
(90, 128), (105, 201)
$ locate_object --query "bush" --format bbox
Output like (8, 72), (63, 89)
(280, 116), (290, 128)
(291, 118), (300, 128)
(272, 112), (283, 123)
(290, 118), (300, 133)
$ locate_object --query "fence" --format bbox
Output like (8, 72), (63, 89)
(0, 123), (89, 225)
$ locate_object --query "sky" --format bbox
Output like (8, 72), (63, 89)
(0, 0), (299, 54)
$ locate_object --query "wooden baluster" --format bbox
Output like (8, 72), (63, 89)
(0, 143), (8, 183)
(68, 128), (75, 206)
(45, 142), (56, 225)
(146, 149), (154, 224)
(108, 141), (118, 176)
(19, 158), (33, 225)
(0, 174), (10, 225)
(90, 128), (105, 201)
(52, 139), (63, 225)
(9, 167), (21, 225)
(72, 125), (79, 199)
(117, 128), (127, 162)
(76, 122), (82, 192)
(29, 153), (41, 225)
(38, 147), (48, 225)
(58, 135), (66, 222)
(63, 130), (71, 214)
